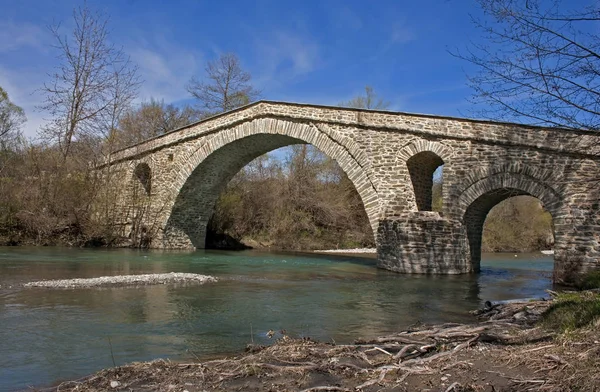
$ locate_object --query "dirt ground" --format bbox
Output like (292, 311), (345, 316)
(37, 300), (600, 392)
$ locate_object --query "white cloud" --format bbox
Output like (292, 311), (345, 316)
(0, 65), (48, 139)
(127, 36), (203, 104)
(253, 31), (320, 89)
(390, 22), (415, 44)
(0, 21), (47, 53)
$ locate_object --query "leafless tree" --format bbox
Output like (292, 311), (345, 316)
(97, 68), (141, 157)
(339, 86), (390, 110)
(455, 0), (600, 130)
(116, 99), (199, 148)
(187, 53), (260, 116)
(39, 5), (140, 158)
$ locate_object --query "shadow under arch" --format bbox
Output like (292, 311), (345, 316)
(457, 172), (564, 273)
(162, 121), (379, 249)
(407, 151), (444, 211)
(133, 162), (152, 195)
(397, 140), (453, 213)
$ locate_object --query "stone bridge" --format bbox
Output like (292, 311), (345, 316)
(99, 101), (600, 285)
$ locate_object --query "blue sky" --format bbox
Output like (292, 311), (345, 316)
(0, 0), (591, 138)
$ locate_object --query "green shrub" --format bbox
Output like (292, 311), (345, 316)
(578, 271), (600, 290)
(540, 291), (600, 332)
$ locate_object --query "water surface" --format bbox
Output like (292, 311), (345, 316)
(0, 248), (553, 391)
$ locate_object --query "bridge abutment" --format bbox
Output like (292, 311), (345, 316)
(376, 213), (472, 274)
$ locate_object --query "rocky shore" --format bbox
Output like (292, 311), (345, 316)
(38, 294), (600, 392)
(23, 272), (217, 289)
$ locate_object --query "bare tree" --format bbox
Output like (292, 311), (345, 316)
(98, 67), (141, 156)
(340, 86), (390, 110)
(455, 0), (600, 130)
(187, 53), (260, 115)
(40, 5), (140, 158)
(116, 99), (199, 148)
(0, 86), (26, 148)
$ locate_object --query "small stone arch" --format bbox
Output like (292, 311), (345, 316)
(406, 152), (445, 211)
(456, 171), (564, 272)
(397, 140), (454, 164)
(162, 118), (380, 248)
(398, 140), (452, 212)
(133, 162), (152, 195)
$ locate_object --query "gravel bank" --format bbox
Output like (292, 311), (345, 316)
(313, 248), (376, 253)
(23, 272), (217, 289)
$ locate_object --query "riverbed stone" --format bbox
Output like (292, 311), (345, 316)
(97, 101), (600, 285)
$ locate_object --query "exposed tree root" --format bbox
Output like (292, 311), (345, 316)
(37, 299), (600, 392)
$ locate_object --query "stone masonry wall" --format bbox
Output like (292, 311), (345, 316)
(100, 101), (600, 284)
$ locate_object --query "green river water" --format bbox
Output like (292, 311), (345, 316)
(0, 247), (554, 391)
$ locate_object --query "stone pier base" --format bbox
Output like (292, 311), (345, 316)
(377, 212), (472, 274)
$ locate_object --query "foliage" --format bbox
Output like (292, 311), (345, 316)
(431, 175), (443, 212)
(0, 87), (26, 148)
(208, 145), (375, 250)
(482, 195), (553, 252)
(577, 271), (600, 290)
(457, 0), (600, 130)
(339, 86), (390, 110)
(540, 291), (600, 332)
(0, 138), (104, 246)
(187, 53), (260, 116)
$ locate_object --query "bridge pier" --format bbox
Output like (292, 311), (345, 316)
(376, 212), (472, 274)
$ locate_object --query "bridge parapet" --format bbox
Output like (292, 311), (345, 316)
(102, 101), (600, 166)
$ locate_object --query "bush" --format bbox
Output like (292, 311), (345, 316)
(577, 271), (600, 290)
(540, 291), (600, 332)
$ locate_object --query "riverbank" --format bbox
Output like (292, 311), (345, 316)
(38, 293), (600, 392)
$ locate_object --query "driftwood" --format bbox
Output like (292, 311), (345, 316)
(48, 298), (578, 392)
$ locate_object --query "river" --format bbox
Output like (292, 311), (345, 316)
(0, 247), (553, 391)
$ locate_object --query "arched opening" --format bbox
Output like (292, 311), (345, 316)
(464, 189), (554, 272)
(134, 163), (151, 195)
(407, 151), (444, 211)
(432, 165), (444, 212)
(482, 195), (554, 253)
(207, 144), (375, 250)
(163, 131), (377, 250)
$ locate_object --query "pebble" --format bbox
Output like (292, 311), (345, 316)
(110, 380), (120, 388)
(23, 272), (217, 289)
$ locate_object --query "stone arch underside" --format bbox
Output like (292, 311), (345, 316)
(395, 140), (453, 213)
(457, 172), (564, 272)
(406, 152), (444, 212)
(133, 162), (152, 195)
(161, 119), (380, 249)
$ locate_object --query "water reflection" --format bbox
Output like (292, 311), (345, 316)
(0, 248), (553, 391)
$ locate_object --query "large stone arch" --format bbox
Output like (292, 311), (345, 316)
(161, 118), (379, 248)
(456, 169), (565, 273)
